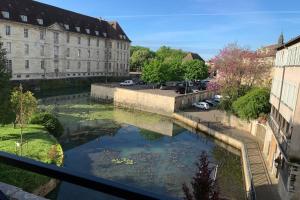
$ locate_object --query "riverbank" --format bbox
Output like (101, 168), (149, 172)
(0, 125), (63, 195)
(173, 112), (280, 200)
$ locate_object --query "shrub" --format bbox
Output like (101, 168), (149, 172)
(232, 88), (270, 120)
(30, 113), (64, 138)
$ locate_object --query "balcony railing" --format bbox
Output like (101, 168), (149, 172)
(0, 151), (178, 200)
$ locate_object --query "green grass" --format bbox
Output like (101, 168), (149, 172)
(0, 124), (63, 192)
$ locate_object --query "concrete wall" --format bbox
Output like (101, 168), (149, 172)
(91, 84), (116, 101)
(114, 88), (175, 116)
(174, 90), (216, 111)
(173, 113), (253, 200)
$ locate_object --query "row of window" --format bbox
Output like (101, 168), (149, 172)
(5, 42), (128, 61)
(13, 72), (126, 79)
(276, 47), (300, 67)
(3, 25), (129, 50)
(6, 59), (128, 72)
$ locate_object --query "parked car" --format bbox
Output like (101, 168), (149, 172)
(192, 102), (210, 110)
(205, 99), (219, 107)
(192, 88), (200, 93)
(120, 80), (134, 86)
(136, 80), (146, 85)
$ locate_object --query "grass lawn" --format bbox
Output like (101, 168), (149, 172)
(0, 124), (63, 192)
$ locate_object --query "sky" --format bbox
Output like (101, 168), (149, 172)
(36, 0), (300, 60)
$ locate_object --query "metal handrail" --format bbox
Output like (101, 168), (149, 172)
(0, 151), (178, 200)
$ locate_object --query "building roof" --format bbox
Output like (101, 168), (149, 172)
(183, 52), (205, 62)
(0, 0), (131, 42)
(277, 35), (300, 50)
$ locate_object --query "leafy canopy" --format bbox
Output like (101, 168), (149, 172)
(183, 60), (208, 81)
(232, 87), (271, 120)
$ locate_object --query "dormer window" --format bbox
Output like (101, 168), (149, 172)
(86, 29), (90, 34)
(20, 15), (28, 22)
(64, 24), (69, 30)
(1, 11), (9, 19)
(37, 18), (43, 25)
(75, 27), (80, 32)
(103, 32), (107, 37)
(95, 31), (99, 36)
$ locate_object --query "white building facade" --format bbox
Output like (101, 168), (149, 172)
(0, 0), (131, 80)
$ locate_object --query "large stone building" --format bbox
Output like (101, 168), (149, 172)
(263, 34), (300, 200)
(0, 0), (131, 81)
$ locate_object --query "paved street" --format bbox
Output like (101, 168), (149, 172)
(180, 109), (281, 200)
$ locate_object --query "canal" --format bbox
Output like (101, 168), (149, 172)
(40, 92), (245, 199)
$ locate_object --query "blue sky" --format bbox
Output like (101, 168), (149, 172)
(37, 0), (300, 60)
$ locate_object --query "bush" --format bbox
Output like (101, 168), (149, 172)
(232, 88), (270, 120)
(30, 113), (64, 138)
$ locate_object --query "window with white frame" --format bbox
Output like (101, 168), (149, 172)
(86, 29), (90, 34)
(24, 28), (29, 38)
(54, 32), (59, 44)
(88, 50), (91, 58)
(88, 38), (91, 46)
(5, 25), (10, 36)
(6, 42), (11, 54)
(78, 37), (81, 45)
(67, 33), (70, 43)
(95, 31), (99, 36)
(67, 60), (70, 69)
(6, 60), (12, 73)
(64, 24), (70, 30)
(97, 62), (100, 70)
(24, 44), (29, 55)
(78, 61), (81, 69)
(25, 60), (29, 69)
(41, 60), (45, 69)
(20, 15), (28, 22)
(75, 27), (80, 32)
(66, 48), (70, 57)
(40, 30), (45, 40)
(40, 45), (45, 56)
(54, 46), (59, 57)
(1, 11), (9, 19)
(77, 49), (81, 57)
(97, 39), (100, 47)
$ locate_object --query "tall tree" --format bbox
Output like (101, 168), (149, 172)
(10, 85), (37, 154)
(142, 59), (171, 84)
(182, 60), (208, 81)
(0, 38), (14, 125)
(130, 48), (155, 71)
(183, 151), (219, 200)
(212, 43), (271, 110)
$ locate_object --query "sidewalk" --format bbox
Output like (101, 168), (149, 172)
(179, 110), (280, 200)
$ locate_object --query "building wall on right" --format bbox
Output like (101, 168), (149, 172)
(264, 38), (300, 200)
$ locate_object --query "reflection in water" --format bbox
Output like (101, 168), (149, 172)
(42, 94), (244, 200)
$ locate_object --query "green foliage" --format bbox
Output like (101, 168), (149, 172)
(232, 88), (271, 120)
(182, 60), (208, 80)
(0, 124), (63, 192)
(130, 47), (155, 71)
(142, 59), (172, 83)
(30, 112), (64, 138)
(156, 46), (186, 62)
(219, 85), (252, 112)
(10, 87), (37, 125)
(0, 38), (14, 125)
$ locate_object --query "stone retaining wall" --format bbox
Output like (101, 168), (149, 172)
(173, 113), (253, 200)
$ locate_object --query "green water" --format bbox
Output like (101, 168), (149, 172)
(42, 95), (245, 199)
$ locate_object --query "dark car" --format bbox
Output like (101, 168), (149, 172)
(136, 80), (146, 85)
(205, 99), (219, 107)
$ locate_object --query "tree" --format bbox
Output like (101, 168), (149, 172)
(156, 46), (186, 62)
(130, 48), (155, 71)
(142, 59), (171, 84)
(10, 85), (37, 154)
(0, 38), (14, 125)
(182, 60), (208, 81)
(232, 87), (271, 120)
(183, 151), (219, 200)
(212, 43), (271, 111)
